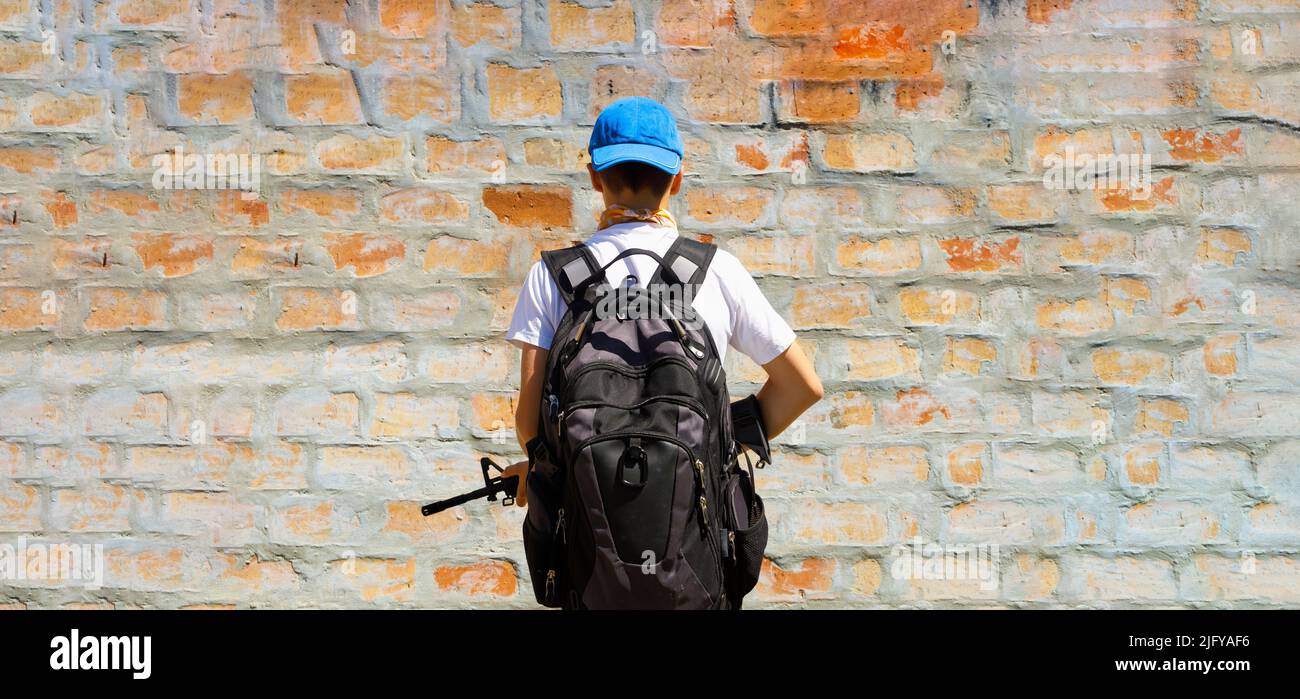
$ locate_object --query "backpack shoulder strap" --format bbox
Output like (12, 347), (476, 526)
(649, 236), (717, 288)
(540, 244), (601, 308)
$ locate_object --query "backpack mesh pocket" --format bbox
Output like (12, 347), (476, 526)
(725, 466), (768, 602)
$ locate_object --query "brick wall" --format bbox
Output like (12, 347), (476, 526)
(1, 0), (1298, 608)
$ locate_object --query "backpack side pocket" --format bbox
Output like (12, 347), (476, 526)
(521, 436), (565, 607)
(724, 465), (768, 603)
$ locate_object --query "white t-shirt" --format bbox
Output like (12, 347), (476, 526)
(506, 221), (795, 365)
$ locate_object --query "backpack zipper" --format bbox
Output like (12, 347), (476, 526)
(561, 356), (697, 403)
(544, 507), (567, 607)
(694, 459), (709, 527)
(561, 395), (708, 421)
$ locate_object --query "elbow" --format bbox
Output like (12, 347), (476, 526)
(804, 376), (825, 408)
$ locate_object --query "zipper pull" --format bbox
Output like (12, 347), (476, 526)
(548, 394), (562, 436)
(555, 507), (567, 543)
(545, 569), (556, 602)
(698, 495), (709, 526)
(694, 459), (705, 488)
(728, 530), (736, 562)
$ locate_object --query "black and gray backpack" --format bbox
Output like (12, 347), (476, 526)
(521, 236), (768, 609)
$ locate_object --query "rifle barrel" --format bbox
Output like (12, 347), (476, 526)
(421, 475), (519, 516)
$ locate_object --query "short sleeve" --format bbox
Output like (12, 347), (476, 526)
(506, 260), (563, 350)
(715, 251), (796, 366)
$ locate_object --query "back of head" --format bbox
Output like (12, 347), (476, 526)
(588, 97), (683, 206)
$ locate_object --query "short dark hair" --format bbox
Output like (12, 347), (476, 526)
(597, 161), (675, 198)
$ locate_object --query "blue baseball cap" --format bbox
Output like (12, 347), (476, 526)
(588, 96), (683, 175)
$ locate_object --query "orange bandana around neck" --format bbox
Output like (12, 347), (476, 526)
(597, 205), (677, 231)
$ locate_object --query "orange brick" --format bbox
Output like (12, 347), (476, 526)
(844, 337), (920, 380)
(890, 185), (976, 224)
(836, 236), (921, 275)
(989, 183), (1063, 223)
(791, 501), (888, 545)
(944, 337), (997, 375)
(550, 0), (634, 49)
(27, 91), (104, 129)
(84, 288), (168, 332)
(523, 138), (590, 169)
(232, 237), (302, 276)
(451, 2), (520, 49)
(946, 442), (986, 486)
(482, 185), (572, 229)
(425, 136), (505, 174)
(1103, 277), (1151, 316)
(1091, 347), (1171, 385)
(286, 68), (363, 124)
(1203, 333), (1240, 376)
(432, 560), (517, 597)
(276, 288), (361, 331)
(324, 233), (406, 277)
(330, 557), (417, 602)
(840, 445), (929, 485)
(938, 237), (1022, 273)
(1162, 127), (1243, 163)
(383, 501), (469, 542)
(821, 390), (875, 430)
(275, 0), (348, 71)
(380, 188), (469, 225)
(0, 288), (60, 331)
(0, 481), (41, 530)
(656, 0), (736, 48)
(1096, 175), (1179, 214)
(755, 558), (835, 601)
(590, 64), (668, 118)
(662, 33), (773, 123)
(780, 80), (860, 122)
(424, 236), (510, 276)
(86, 188), (163, 221)
(791, 283), (870, 328)
(133, 233), (214, 277)
(0, 40), (44, 75)
(726, 235), (816, 277)
(82, 390), (168, 437)
(278, 188), (361, 223)
(1136, 398), (1189, 437)
(899, 287), (978, 325)
(471, 393), (515, 431)
(316, 133), (405, 173)
(370, 393), (458, 438)
(379, 0), (438, 37)
(41, 191), (77, 227)
(1036, 297), (1113, 335)
(685, 186), (773, 226)
(487, 63), (562, 122)
(0, 146), (60, 175)
(213, 554), (301, 593)
(1039, 229), (1134, 269)
(273, 390), (359, 436)
(177, 72), (253, 123)
(383, 74), (456, 122)
(1197, 227), (1250, 266)
(821, 132), (915, 172)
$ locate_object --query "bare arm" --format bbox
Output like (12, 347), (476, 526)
(500, 343), (548, 507)
(754, 340), (823, 439)
(514, 343), (547, 452)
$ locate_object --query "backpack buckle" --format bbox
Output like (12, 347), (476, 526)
(616, 439), (648, 489)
